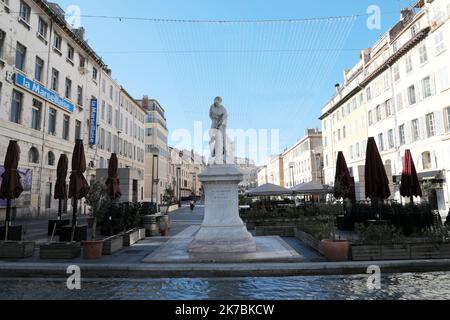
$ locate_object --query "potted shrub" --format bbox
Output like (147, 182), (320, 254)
(83, 180), (111, 260)
(319, 220), (350, 262)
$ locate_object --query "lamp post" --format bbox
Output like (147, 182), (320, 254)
(289, 162), (295, 188)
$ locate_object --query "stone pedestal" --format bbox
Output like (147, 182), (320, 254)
(189, 165), (256, 253)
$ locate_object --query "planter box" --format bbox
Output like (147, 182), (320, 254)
(123, 229), (140, 247)
(294, 228), (324, 255)
(255, 226), (295, 237)
(351, 242), (450, 261)
(102, 235), (124, 255)
(39, 242), (81, 259)
(59, 225), (88, 242)
(138, 228), (146, 241)
(0, 241), (35, 259)
(47, 219), (71, 236)
(0, 225), (23, 241)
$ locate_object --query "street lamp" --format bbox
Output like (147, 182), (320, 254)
(151, 154), (159, 204)
(289, 162), (295, 188)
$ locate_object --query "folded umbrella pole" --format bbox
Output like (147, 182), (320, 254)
(400, 149), (422, 204)
(69, 140), (89, 242)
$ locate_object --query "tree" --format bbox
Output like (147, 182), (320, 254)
(85, 180), (111, 239)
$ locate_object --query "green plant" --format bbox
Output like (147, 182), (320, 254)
(355, 223), (405, 245)
(162, 186), (175, 214)
(84, 180), (112, 239)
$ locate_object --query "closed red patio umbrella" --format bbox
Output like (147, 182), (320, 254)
(0, 141), (24, 240)
(69, 140), (89, 234)
(334, 151), (355, 200)
(364, 137), (391, 200)
(106, 153), (121, 201)
(54, 154), (69, 219)
(400, 149), (422, 202)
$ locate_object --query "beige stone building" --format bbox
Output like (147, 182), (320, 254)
(320, 0), (450, 215)
(281, 129), (323, 188)
(0, 0), (145, 218)
(136, 96), (169, 204)
(257, 166), (268, 186)
(266, 155), (284, 187)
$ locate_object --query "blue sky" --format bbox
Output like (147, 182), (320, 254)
(56, 0), (412, 164)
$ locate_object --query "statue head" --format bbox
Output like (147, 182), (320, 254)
(214, 96), (222, 107)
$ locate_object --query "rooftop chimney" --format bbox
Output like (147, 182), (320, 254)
(47, 2), (65, 21)
(142, 95), (150, 109)
(73, 27), (85, 40)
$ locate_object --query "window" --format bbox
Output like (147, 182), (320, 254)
(92, 67), (98, 81)
(67, 44), (74, 61)
(393, 64), (400, 82)
(48, 108), (56, 135)
(102, 79), (106, 93)
(37, 18), (48, 38)
(47, 151), (55, 166)
(77, 86), (83, 106)
(399, 125), (406, 145)
(28, 147), (39, 164)
(107, 104), (112, 124)
(411, 119), (420, 141)
(53, 33), (62, 51)
(422, 151), (432, 170)
(101, 100), (105, 120)
(422, 76), (433, 98)
(0, 29), (5, 59)
(407, 85), (416, 105)
(51, 68), (59, 91)
(62, 115), (70, 140)
(65, 78), (72, 99)
(383, 72), (390, 90)
(15, 42), (26, 71)
(378, 133), (384, 151)
(75, 120), (81, 140)
(19, 1), (30, 23)
(79, 54), (85, 68)
(366, 87), (372, 101)
(376, 105), (382, 122)
(368, 110), (373, 126)
(385, 99), (393, 117)
(31, 99), (42, 130)
(435, 31), (445, 54)
(439, 66), (450, 91)
(392, 41), (399, 53)
(445, 107), (450, 132)
(426, 113), (435, 138)
(109, 85), (113, 99)
(396, 93), (403, 111)
(419, 45), (428, 64)
(405, 55), (413, 74)
(388, 129), (394, 149)
(34, 56), (44, 82)
(356, 142), (360, 158)
(10, 90), (23, 123)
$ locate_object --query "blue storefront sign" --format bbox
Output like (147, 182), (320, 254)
(14, 73), (74, 113)
(89, 98), (98, 145)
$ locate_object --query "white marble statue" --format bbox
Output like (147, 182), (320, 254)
(209, 97), (234, 165)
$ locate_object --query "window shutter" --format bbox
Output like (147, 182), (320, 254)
(431, 73), (437, 96)
(434, 111), (444, 135)
(405, 122), (412, 144)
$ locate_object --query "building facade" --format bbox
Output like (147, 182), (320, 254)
(257, 166), (268, 186)
(168, 147), (204, 201)
(0, 0), (145, 218)
(137, 96), (169, 204)
(281, 129), (323, 188)
(320, 0), (450, 215)
(266, 155), (284, 187)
